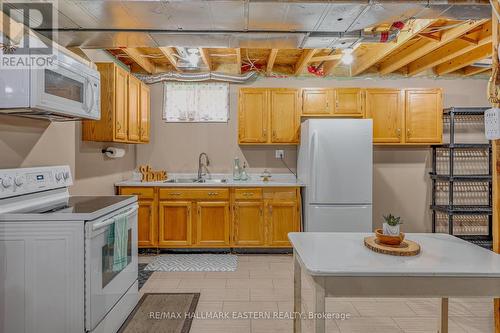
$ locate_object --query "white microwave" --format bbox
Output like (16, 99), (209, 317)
(0, 50), (100, 121)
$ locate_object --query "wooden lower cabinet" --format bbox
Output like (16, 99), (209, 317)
(233, 201), (265, 247)
(196, 201), (230, 246)
(158, 201), (192, 246)
(137, 200), (157, 247)
(118, 186), (301, 248)
(267, 201), (298, 247)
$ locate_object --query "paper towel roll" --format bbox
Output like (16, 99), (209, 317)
(103, 147), (125, 159)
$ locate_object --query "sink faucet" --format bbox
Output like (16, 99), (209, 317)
(197, 152), (210, 182)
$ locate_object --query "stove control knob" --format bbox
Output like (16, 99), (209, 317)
(63, 171), (70, 180)
(14, 176), (24, 187)
(55, 172), (63, 181)
(2, 177), (13, 188)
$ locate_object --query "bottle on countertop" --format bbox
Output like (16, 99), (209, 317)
(240, 162), (249, 181)
(233, 157), (241, 181)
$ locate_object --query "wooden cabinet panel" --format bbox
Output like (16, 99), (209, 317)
(365, 89), (404, 143)
(234, 188), (263, 200)
(196, 202), (230, 246)
(140, 84), (150, 143)
(233, 201), (265, 246)
(158, 201), (192, 246)
(267, 201), (298, 247)
(239, 89), (268, 143)
(302, 89), (333, 115)
(119, 187), (155, 199)
(137, 200), (157, 247)
(270, 89), (299, 143)
(159, 188), (229, 200)
(127, 75), (141, 142)
(405, 89), (443, 143)
(333, 88), (363, 117)
(114, 66), (128, 141)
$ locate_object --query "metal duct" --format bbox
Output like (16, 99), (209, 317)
(360, 21), (405, 43)
(135, 71), (259, 84)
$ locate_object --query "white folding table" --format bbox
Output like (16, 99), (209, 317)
(289, 232), (500, 333)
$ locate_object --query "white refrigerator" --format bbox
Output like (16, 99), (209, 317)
(298, 119), (373, 232)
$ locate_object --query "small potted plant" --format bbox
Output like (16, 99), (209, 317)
(383, 214), (403, 235)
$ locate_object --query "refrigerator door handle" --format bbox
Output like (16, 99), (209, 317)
(310, 130), (318, 202)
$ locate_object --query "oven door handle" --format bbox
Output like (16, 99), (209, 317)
(92, 206), (138, 231)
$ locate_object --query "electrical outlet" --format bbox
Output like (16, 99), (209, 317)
(275, 150), (284, 159)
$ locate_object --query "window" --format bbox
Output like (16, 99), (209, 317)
(163, 82), (229, 122)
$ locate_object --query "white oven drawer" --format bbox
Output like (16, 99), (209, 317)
(84, 204), (138, 331)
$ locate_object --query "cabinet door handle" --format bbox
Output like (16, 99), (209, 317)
(243, 192), (254, 197)
(263, 128), (267, 138)
(407, 128), (411, 138)
(198, 207), (201, 215)
(272, 130), (277, 138)
(117, 122), (121, 131)
(169, 192), (181, 196)
(269, 206), (273, 214)
(396, 128), (401, 138)
(259, 207), (263, 216)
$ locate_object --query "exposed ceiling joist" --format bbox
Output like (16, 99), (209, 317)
(463, 65), (490, 76)
(310, 54), (342, 63)
(121, 48), (156, 73)
(322, 60), (341, 76)
(378, 19), (488, 75)
(158, 47), (180, 71)
(434, 43), (492, 75)
(294, 49), (318, 75)
(350, 19), (436, 76)
(235, 48), (242, 74)
(407, 21), (492, 76)
(199, 48), (212, 71)
(267, 48), (278, 75)
(418, 33), (441, 42)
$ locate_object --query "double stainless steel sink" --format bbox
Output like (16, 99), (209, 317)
(164, 178), (227, 184)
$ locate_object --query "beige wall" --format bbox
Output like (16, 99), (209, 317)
(137, 76), (489, 232)
(0, 116), (136, 195)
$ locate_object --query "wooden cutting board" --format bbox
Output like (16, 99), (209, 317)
(364, 236), (421, 256)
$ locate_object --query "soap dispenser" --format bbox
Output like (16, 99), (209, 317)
(233, 157), (241, 181)
(240, 162), (249, 181)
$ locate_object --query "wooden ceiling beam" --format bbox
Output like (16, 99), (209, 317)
(379, 19), (488, 75)
(199, 48), (212, 71)
(266, 48), (278, 75)
(310, 54), (342, 63)
(121, 48), (156, 74)
(463, 65), (491, 76)
(407, 21), (492, 76)
(434, 43), (492, 75)
(235, 48), (242, 74)
(294, 49), (318, 75)
(158, 47), (180, 71)
(350, 19), (436, 76)
(418, 33), (441, 42)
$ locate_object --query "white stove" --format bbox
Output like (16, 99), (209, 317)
(0, 166), (139, 333)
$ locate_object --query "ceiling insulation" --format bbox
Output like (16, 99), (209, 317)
(24, 0), (491, 49)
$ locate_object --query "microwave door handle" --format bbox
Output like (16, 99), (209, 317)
(82, 78), (91, 112)
(92, 206), (138, 231)
(87, 80), (95, 113)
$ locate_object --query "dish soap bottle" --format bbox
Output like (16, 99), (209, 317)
(233, 157), (241, 181)
(240, 162), (249, 181)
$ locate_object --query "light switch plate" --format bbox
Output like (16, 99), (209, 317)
(275, 150), (284, 159)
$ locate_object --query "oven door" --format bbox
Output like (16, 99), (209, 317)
(30, 52), (100, 120)
(85, 204), (138, 331)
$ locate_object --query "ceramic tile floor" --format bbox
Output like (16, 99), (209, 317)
(139, 254), (494, 333)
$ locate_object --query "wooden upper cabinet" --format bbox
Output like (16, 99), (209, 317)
(365, 89), (404, 143)
(158, 201), (192, 246)
(270, 89), (299, 143)
(302, 89), (333, 115)
(140, 84), (151, 143)
(405, 89), (443, 144)
(127, 75), (141, 142)
(195, 202), (230, 246)
(333, 88), (364, 117)
(114, 65), (128, 141)
(238, 89), (268, 143)
(82, 62), (150, 144)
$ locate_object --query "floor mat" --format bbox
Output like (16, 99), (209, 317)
(138, 263), (154, 289)
(145, 254), (238, 272)
(118, 293), (199, 333)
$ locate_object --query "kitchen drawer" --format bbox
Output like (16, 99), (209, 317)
(120, 187), (155, 199)
(234, 188), (263, 200)
(263, 188), (297, 200)
(159, 188), (229, 200)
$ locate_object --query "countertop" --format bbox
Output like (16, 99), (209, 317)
(115, 173), (304, 187)
(289, 232), (500, 277)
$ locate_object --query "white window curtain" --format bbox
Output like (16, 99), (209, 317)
(163, 82), (229, 122)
